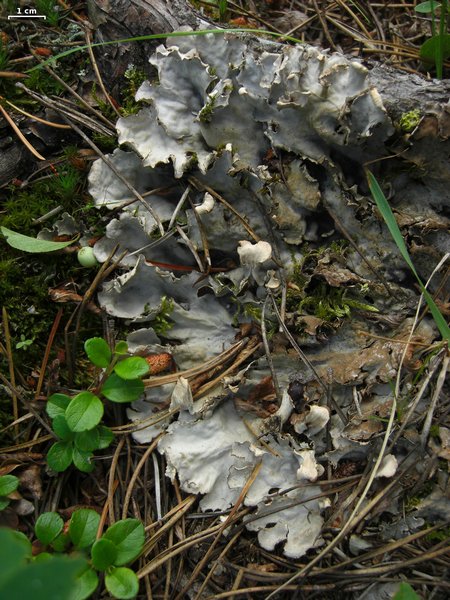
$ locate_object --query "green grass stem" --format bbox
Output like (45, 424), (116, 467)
(366, 170), (449, 346)
(26, 28), (303, 74)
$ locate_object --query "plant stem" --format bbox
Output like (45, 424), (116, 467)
(437, 0), (448, 78)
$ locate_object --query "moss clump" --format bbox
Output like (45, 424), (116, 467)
(150, 296), (175, 336)
(398, 110), (421, 133)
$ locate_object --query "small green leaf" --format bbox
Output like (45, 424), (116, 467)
(51, 531), (70, 552)
(47, 441), (73, 472)
(69, 509), (100, 549)
(0, 474), (19, 496)
(105, 566), (139, 600)
(102, 519), (145, 566)
(0, 529), (31, 586)
(392, 582), (420, 600)
(415, 1), (441, 12)
(91, 538), (118, 570)
(0, 498), (10, 510)
(367, 171), (450, 346)
(35, 512), (64, 545)
(101, 374), (144, 403)
(84, 337), (112, 368)
(97, 425), (114, 449)
(72, 448), (95, 473)
(70, 564), (99, 600)
(114, 341), (128, 355)
(420, 33), (450, 63)
(114, 357), (149, 380)
(74, 428), (100, 452)
(46, 393), (72, 419)
(1, 226), (76, 253)
(33, 552), (54, 562)
(52, 415), (75, 441)
(0, 554), (86, 600)
(65, 392), (104, 432)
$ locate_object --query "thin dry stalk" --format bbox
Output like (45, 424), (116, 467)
(189, 176), (260, 242)
(1, 308), (18, 436)
(176, 462), (262, 599)
(107, 436), (125, 525)
(84, 27), (121, 118)
(34, 308), (63, 400)
(122, 436), (162, 519)
(0, 102), (46, 160)
(421, 352), (449, 448)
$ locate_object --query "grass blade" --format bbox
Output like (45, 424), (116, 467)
(366, 170), (449, 345)
(25, 28), (303, 74)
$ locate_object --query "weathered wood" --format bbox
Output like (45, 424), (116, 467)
(87, 0), (450, 122)
(87, 0), (207, 95)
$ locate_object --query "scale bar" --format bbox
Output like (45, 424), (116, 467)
(8, 15), (47, 19)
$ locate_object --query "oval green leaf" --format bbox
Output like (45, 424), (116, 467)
(0, 555), (86, 600)
(0, 498), (10, 510)
(97, 425), (114, 450)
(105, 566), (139, 600)
(66, 392), (103, 432)
(101, 374), (144, 403)
(70, 564), (99, 600)
(392, 582), (420, 600)
(114, 341), (128, 355)
(91, 538), (118, 571)
(420, 33), (450, 63)
(46, 393), (71, 419)
(35, 512), (64, 545)
(415, 1), (441, 12)
(74, 428), (100, 452)
(51, 531), (70, 552)
(1, 226), (76, 253)
(52, 415), (75, 442)
(69, 509), (100, 549)
(0, 528), (31, 586)
(84, 337), (112, 368)
(47, 441), (73, 472)
(114, 357), (149, 380)
(0, 474), (19, 496)
(102, 519), (145, 566)
(72, 448), (95, 473)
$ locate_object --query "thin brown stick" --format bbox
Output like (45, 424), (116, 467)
(35, 308), (63, 400)
(1, 308), (18, 436)
(122, 436), (162, 519)
(180, 462), (262, 600)
(107, 437), (125, 525)
(84, 28), (121, 118)
(0, 103), (46, 160)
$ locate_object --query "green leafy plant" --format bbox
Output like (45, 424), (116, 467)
(0, 509), (145, 599)
(0, 527), (85, 600)
(34, 509), (144, 599)
(46, 338), (149, 472)
(35, 0), (60, 26)
(392, 581), (420, 600)
(297, 283), (378, 322)
(15, 334), (34, 350)
(0, 474), (19, 510)
(366, 170), (450, 347)
(415, 1), (450, 78)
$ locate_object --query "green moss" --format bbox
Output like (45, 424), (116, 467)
(0, 160), (105, 371)
(398, 110), (421, 133)
(198, 95), (217, 123)
(91, 132), (118, 153)
(150, 296), (175, 336)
